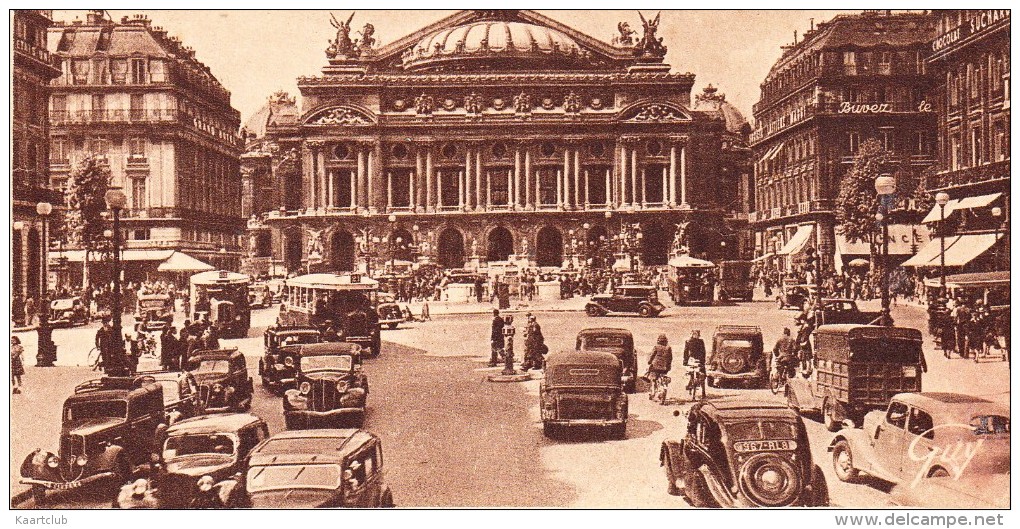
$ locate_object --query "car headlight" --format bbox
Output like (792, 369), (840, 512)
(284, 357), (295, 367)
(212, 383), (223, 393)
(336, 380), (349, 393)
(197, 475), (214, 492)
(299, 381), (311, 394)
(46, 455), (60, 468)
(132, 478), (149, 497)
(75, 455), (88, 467)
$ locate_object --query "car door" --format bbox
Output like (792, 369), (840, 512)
(341, 448), (371, 506)
(901, 406), (936, 483)
(871, 401), (908, 478)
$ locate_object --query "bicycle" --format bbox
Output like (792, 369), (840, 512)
(87, 347), (103, 371)
(685, 362), (706, 401)
(770, 358), (797, 395)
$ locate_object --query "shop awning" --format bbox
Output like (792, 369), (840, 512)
(901, 233), (1001, 267)
(752, 253), (775, 263)
(836, 225), (929, 256)
(776, 225), (813, 255)
(157, 251), (214, 272)
(49, 249), (174, 262)
(921, 192), (1002, 223)
(759, 141), (786, 163)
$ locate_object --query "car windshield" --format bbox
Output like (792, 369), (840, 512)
(280, 334), (319, 346)
(52, 299), (75, 310)
(164, 433), (237, 459)
(194, 359), (230, 374)
(726, 421), (797, 441)
(247, 464), (342, 492)
(970, 415), (1010, 435)
(582, 336), (627, 351)
(302, 355), (353, 372)
(65, 400), (127, 422)
(720, 339), (753, 349)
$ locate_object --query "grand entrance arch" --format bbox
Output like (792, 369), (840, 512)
(487, 226), (514, 262)
(642, 220), (671, 266)
(330, 230), (356, 272)
(283, 229), (303, 273)
(536, 226), (562, 267)
(388, 228), (414, 262)
(437, 228), (465, 269)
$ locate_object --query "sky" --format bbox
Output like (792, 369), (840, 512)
(52, 9), (858, 127)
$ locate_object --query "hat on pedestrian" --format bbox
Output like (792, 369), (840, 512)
(657, 334), (668, 345)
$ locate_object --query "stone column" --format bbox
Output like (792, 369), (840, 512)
(619, 144), (628, 206)
(640, 167), (647, 208)
(425, 149), (433, 212)
(386, 172), (393, 210)
(661, 166), (667, 207)
(507, 168), (513, 208)
(370, 142), (382, 213)
(416, 150), (425, 212)
(486, 169), (492, 209)
(680, 143), (689, 207)
(465, 149), (473, 210)
(458, 170), (465, 209)
(556, 169), (563, 209)
(317, 149), (327, 210)
(357, 149), (367, 210)
(524, 149), (532, 209)
(584, 169), (590, 208)
(328, 169), (335, 209)
(349, 170), (356, 210)
(475, 146), (483, 210)
(631, 147), (638, 209)
(669, 143), (678, 207)
(562, 149), (570, 209)
(513, 149), (521, 208)
(573, 149), (581, 209)
(409, 171), (416, 211)
(604, 168), (611, 206)
(303, 145), (315, 210)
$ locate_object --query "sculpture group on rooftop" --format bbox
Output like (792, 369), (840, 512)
(326, 12), (377, 59)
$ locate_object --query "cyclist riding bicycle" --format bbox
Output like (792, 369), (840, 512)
(647, 334), (673, 405)
(772, 327), (799, 379)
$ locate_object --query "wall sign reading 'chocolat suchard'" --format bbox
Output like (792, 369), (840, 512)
(931, 9), (1009, 53)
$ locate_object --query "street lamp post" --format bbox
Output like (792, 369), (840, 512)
(35, 202), (57, 367)
(991, 206), (1003, 270)
(874, 175), (896, 327)
(105, 188), (128, 376)
(935, 192), (950, 294)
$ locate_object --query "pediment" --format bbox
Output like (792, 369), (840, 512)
(303, 105), (376, 126)
(620, 101), (693, 123)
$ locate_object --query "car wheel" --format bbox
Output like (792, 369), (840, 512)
(785, 386), (801, 414)
(928, 466), (950, 478)
(682, 466), (718, 508)
(638, 305), (652, 318)
(822, 397), (842, 432)
(585, 305), (601, 317)
(624, 379), (636, 394)
(831, 440), (859, 483)
(807, 464), (830, 507)
(113, 453), (132, 486)
(665, 459), (680, 496)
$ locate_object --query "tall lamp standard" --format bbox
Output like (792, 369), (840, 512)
(105, 188), (128, 376)
(35, 202), (57, 367)
(935, 192), (950, 294)
(874, 174), (896, 326)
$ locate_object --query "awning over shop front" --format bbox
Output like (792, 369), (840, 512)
(157, 251), (214, 272)
(776, 225), (813, 255)
(835, 225), (929, 256)
(752, 253), (775, 263)
(49, 249), (175, 262)
(900, 233), (1001, 267)
(759, 141), (786, 163)
(921, 192), (1002, 223)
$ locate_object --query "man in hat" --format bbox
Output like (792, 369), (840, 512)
(489, 308), (505, 367)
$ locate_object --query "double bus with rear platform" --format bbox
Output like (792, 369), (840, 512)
(190, 270), (251, 339)
(277, 273), (382, 356)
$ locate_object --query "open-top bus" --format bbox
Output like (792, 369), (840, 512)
(190, 270), (251, 339)
(277, 273), (382, 356)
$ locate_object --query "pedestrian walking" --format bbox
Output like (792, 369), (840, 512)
(160, 326), (179, 371)
(420, 300), (431, 321)
(11, 336), (25, 394)
(646, 334), (673, 404)
(488, 309), (505, 367)
(24, 296), (36, 327)
(521, 314), (547, 371)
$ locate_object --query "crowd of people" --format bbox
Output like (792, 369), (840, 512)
(11, 279), (189, 329)
(929, 295), (1010, 363)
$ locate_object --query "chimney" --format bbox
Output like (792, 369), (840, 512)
(810, 18), (815, 31)
(794, 30), (798, 44)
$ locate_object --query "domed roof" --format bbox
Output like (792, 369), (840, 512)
(242, 91), (298, 139)
(692, 85), (749, 136)
(402, 21), (585, 70)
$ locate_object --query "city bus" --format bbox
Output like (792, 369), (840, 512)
(277, 273), (382, 356)
(190, 270), (252, 339)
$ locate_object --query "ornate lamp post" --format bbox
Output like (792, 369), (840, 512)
(35, 202), (57, 367)
(874, 174), (896, 326)
(387, 214), (398, 271)
(935, 191), (950, 294)
(105, 188), (128, 375)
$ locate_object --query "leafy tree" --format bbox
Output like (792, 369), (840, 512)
(834, 138), (892, 247)
(63, 156), (112, 286)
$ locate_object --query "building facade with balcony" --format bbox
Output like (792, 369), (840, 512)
(749, 11), (937, 272)
(243, 10), (750, 276)
(46, 11), (243, 282)
(909, 9), (1010, 273)
(12, 10), (63, 305)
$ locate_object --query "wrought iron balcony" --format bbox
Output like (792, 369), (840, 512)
(49, 108), (185, 126)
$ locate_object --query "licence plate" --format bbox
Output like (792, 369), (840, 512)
(733, 440), (796, 452)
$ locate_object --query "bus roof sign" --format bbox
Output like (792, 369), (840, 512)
(285, 273), (378, 291)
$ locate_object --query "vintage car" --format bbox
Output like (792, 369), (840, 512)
(114, 413), (269, 509)
(248, 282), (273, 309)
(259, 326), (322, 392)
(187, 349), (254, 413)
(246, 429), (395, 508)
(775, 280), (814, 310)
(575, 328), (639, 393)
(706, 326), (766, 389)
(540, 351), (628, 439)
(20, 377), (167, 505)
(717, 260), (754, 302)
(48, 297), (89, 327)
(284, 342), (369, 429)
(132, 371), (203, 424)
(660, 399), (829, 507)
(667, 255), (717, 306)
(786, 325), (924, 431)
(887, 473), (1010, 509)
(829, 393), (1009, 488)
(585, 284), (665, 318)
(376, 293), (406, 330)
(135, 293), (174, 332)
